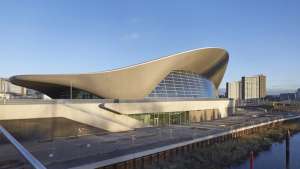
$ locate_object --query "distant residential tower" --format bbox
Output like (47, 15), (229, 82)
(226, 81), (242, 100)
(297, 89), (300, 100)
(241, 75), (266, 100)
(226, 75), (266, 100)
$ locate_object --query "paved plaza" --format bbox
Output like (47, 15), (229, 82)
(1, 110), (300, 169)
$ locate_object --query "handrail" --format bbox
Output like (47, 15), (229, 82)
(0, 125), (47, 169)
(0, 97), (232, 105)
(98, 103), (122, 115)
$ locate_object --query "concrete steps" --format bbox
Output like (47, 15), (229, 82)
(62, 103), (144, 131)
(0, 103), (144, 132)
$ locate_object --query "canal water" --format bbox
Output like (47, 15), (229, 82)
(231, 132), (300, 169)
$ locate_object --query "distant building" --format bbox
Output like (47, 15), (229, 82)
(296, 89), (300, 100)
(280, 93), (297, 101)
(226, 75), (267, 100)
(265, 95), (280, 101)
(0, 78), (45, 99)
(1, 78), (26, 99)
(258, 75), (267, 98)
(226, 81), (242, 100)
(241, 75), (266, 100)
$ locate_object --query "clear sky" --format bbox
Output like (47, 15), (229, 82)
(0, 0), (299, 91)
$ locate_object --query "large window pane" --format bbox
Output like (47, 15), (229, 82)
(147, 70), (216, 98)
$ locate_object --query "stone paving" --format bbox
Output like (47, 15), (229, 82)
(1, 110), (300, 169)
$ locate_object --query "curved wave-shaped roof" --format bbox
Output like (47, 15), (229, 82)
(10, 47), (229, 99)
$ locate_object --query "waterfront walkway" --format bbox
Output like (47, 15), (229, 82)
(1, 110), (300, 169)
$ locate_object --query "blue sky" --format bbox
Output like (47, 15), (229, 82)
(0, 0), (299, 91)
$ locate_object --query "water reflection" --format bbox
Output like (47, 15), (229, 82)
(231, 132), (300, 169)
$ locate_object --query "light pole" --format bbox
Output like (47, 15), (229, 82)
(70, 82), (73, 100)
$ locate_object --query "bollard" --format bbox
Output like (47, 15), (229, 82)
(131, 135), (136, 145)
(250, 151), (254, 169)
(286, 129), (290, 169)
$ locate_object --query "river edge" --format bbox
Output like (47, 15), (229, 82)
(149, 119), (300, 169)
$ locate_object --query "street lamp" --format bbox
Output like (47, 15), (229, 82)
(70, 82), (73, 100)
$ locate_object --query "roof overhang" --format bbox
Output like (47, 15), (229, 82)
(10, 47), (229, 99)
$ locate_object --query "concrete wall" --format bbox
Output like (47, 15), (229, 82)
(189, 109), (221, 122)
(0, 99), (234, 132)
(0, 103), (143, 132)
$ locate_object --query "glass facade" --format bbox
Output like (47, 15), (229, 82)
(128, 109), (221, 127)
(59, 88), (101, 99)
(147, 70), (216, 98)
(128, 111), (190, 126)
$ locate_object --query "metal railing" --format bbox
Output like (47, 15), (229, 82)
(0, 97), (231, 105)
(0, 125), (46, 169)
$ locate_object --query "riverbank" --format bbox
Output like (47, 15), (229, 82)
(1, 111), (300, 169)
(149, 119), (300, 169)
